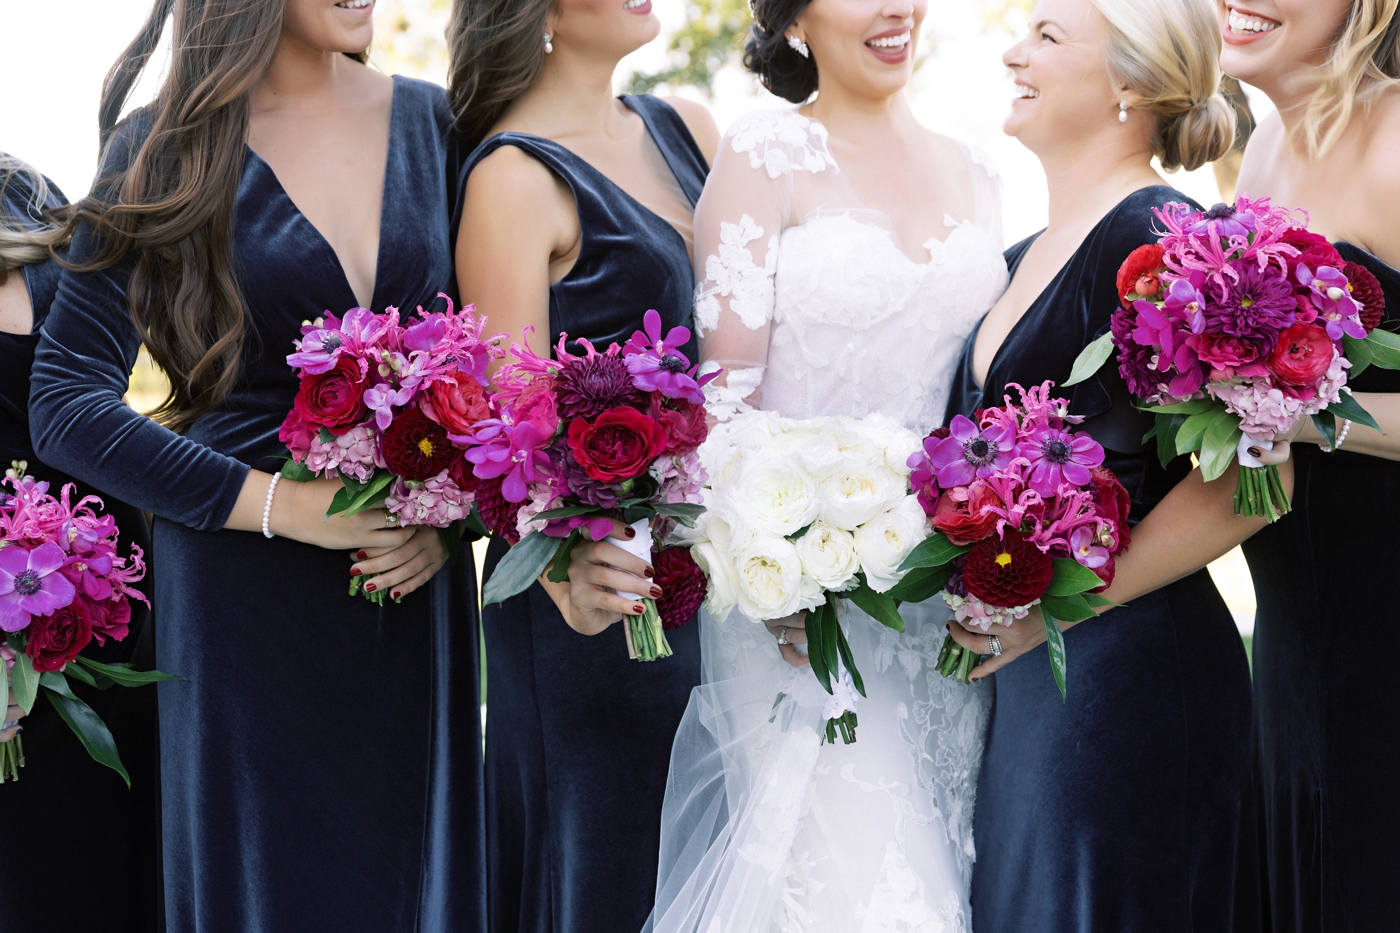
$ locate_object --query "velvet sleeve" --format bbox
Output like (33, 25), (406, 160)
(27, 120), (251, 532)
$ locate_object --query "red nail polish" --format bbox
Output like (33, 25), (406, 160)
(350, 568), (362, 577)
(644, 566), (655, 578)
(365, 583), (376, 592)
(392, 591), (401, 600)
(625, 526), (637, 538)
(633, 604), (646, 615)
(650, 586), (663, 598)
(356, 551), (367, 560)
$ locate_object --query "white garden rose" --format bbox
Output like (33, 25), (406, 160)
(817, 452), (906, 530)
(736, 457), (820, 536)
(793, 520), (861, 591)
(853, 495), (931, 593)
(692, 516), (740, 619)
(732, 534), (805, 621)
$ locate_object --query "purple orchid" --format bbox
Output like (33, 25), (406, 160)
(1068, 525), (1110, 569)
(461, 420), (553, 503)
(623, 309), (712, 404)
(929, 415), (1016, 487)
(363, 382), (414, 431)
(1019, 426), (1104, 496)
(1297, 264), (1367, 341)
(0, 542), (77, 632)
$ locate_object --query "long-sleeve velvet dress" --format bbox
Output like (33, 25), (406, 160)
(944, 186), (1259, 933)
(0, 170), (161, 932)
(454, 95), (707, 933)
(1244, 243), (1400, 933)
(27, 76), (485, 933)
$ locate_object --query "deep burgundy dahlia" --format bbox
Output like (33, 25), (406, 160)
(1111, 307), (1160, 398)
(474, 474), (521, 544)
(1204, 261), (1297, 345)
(562, 456), (627, 509)
(1343, 261), (1386, 332)
(555, 354), (646, 422)
(382, 408), (455, 481)
(652, 547), (706, 630)
(961, 531), (1054, 608)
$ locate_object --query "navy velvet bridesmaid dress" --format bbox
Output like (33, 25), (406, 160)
(945, 186), (1259, 933)
(28, 77), (485, 933)
(0, 169), (160, 932)
(455, 96), (707, 933)
(1244, 244), (1400, 932)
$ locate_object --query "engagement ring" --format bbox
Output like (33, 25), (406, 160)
(987, 634), (1003, 658)
(777, 626), (790, 646)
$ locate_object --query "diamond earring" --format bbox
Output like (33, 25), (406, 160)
(1118, 101), (1128, 123)
(544, 32), (554, 54)
(787, 34), (810, 58)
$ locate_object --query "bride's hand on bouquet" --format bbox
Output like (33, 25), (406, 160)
(764, 614), (809, 668)
(2, 690), (23, 743)
(946, 606), (1073, 682)
(350, 525), (451, 600)
(546, 519), (660, 637)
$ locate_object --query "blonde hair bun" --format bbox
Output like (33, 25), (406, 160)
(1162, 93), (1236, 172)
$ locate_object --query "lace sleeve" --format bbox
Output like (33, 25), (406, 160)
(964, 143), (1005, 248)
(694, 110), (835, 420)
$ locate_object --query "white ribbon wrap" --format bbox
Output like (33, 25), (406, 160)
(1236, 434), (1273, 469)
(611, 518), (654, 602)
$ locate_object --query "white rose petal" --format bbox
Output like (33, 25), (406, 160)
(692, 517), (739, 619)
(818, 453), (904, 530)
(794, 520), (862, 591)
(738, 458), (820, 536)
(733, 534), (805, 621)
(853, 496), (931, 593)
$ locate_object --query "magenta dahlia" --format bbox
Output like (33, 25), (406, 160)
(1204, 260), (1296, 345)
(555, 353), (646, 422)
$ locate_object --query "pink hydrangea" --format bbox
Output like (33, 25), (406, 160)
(651, 451), (707, 506)
(384, 470), (474, 527)
(305, 424), (381, 483)
(515, 482), (561, 540)
(1210, 352), (1348, 438)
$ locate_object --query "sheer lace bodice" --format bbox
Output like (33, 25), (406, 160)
(695, 109), (1008, 432)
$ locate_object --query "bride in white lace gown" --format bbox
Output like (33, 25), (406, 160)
(647, 3), (1009, 930)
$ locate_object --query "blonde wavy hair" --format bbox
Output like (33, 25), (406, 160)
(0, 154), (69, 285)
(1298, 0), (1400, 157)
(1091, 0), (1236, 171)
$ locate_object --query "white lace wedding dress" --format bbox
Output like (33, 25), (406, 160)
(647, 109), (1010, 933)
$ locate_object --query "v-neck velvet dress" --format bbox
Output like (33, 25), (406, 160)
(0, 170), (161, 932)
(1244, 243), (1400, 933)
(455, 96), (707, 933)
(28, 76), (485, 933)
(944, 187), (1259, 933)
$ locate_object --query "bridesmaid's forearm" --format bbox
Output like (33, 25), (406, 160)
(1316, 392), (1400, 461)
(222, 469), (278, 533)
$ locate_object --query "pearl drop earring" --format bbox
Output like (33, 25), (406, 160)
(787, 35), (810, 58)
(544, 32), (554, 54)
(1118, 101), (1128, 123)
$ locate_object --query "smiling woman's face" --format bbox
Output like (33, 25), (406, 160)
(1217, 0), (1353, 89)
(1001, 0), (1120, 153)
(794, 0), (928, 101)
(551, 0), (661, 60)
(284, 0), (377, 53)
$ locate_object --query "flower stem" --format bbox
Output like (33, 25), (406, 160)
(626, 599), (672, 662)
(824, 710), (858, 745)
(1234, 464), (1290, 522)
(0, 735), (22, 783)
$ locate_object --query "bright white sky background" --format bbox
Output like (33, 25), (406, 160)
(0, 0), (1262, 629)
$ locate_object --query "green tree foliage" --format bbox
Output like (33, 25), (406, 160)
(626, 0), (752, 97)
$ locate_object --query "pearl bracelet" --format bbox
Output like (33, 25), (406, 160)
(1321, 419), (1352, 453)
(262, 471), (282, 539)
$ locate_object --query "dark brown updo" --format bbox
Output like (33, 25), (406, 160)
(742, 0), (818, 104)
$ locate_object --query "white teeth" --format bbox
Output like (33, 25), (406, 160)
(866, 32), (910, 49)
(1014, 84), (1040, 99)
(1227, 9), (1280, 34)
(623, 0), (646, 8)
(337, 0), (371, 8)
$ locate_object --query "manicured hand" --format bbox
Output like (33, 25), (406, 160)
(350, 525), (451, 600)
(764, 613), (809, 668)
(946, 606), (1071, 681)
(270, 477), (415, 552)
(550, 519), (659, 636)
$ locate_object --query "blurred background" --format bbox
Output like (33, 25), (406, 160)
(0, 0), (1261, 645)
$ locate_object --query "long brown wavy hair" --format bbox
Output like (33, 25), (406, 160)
(64, 0), (367, 434)
(447, 0), (554, 152)
(0, 155), (71, 285)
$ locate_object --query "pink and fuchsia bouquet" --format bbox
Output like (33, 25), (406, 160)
(1069, 196), (1399, 521)
(902, 383), (1131, 699)
(279, 297), (502, 600)
(477, 311), (715, 662)
(1, 463), (176, 784)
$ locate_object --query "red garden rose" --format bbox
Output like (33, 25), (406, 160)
(25, 599), (93, 673)
(931, 482), (1002, 547)
(88, 595), (131, 646)
(567, 406), (668, 483)
(1116, 244), (1167, 306)
(278, 407), (317, 461)
(381, 407), (457, 481)
(422, 370), (491, 435)
(652, 547), (706, 631)
(1088, 465), (1132, 553)
(1267, 323), (1334, 391)
(649, 395), (709, 453)
(1184, 332), (1263, 378)
(1343, 261), (1386, 333)
(961, 530), (1054, 608)
(291, 356), (367, 435)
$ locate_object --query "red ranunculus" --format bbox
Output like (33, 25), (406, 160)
(1089, 465), (1132, 554)
(931, 482), (1002, 547)
(1280, 228), (1343, 284)
(88, 595), (131, 646)
(1184, 331), (1264, 378)
(1116, 244), (1167, 306)
(649, 395), (709, 453)
(567, 406), (668, 483)
(961, 530), (1054, 608)
(1267, 323), (1334, 390)
(291, 356), (367, 435)
(1343, 261), (1386, 333)
(25, 599), (93, 673)
(278, 407), (318, 461)
(422, 370), (491, 435)
(381, 407), (457, 481)
(653, 547), (706, 630)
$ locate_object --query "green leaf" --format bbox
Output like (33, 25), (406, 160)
(535, 504), (603, 522)
(544, 529), (583, 584)
(1174, 410), (1220, 457)
(318, 427), (335, 445)
(822, 594), (840, 694)
(482, 531), (562, 605)
(437, 523), (463, 563)
(806, 597), (833, 694)
(1327, 390), (1381, 431)
(1064, 331), (1116, 387)
(1343, 334), (1374, 378)
(75, 657), (183, 687)
(338, 470), (395, 517)
(329, 486), (355, 516)
(463, 505), (490, 541)
(10, 652), (38, 715)
(653, 502), (706, 527)
(1364, 327), (1400, 366)
(1082, 592), (1116, 609)
(1143, 398), (1217, 415)
(1312, 411), (1338, 450)
(62, 662), (106, 689)
(833, 623), (866, 698)
(1046, 559), (1107, 597)
(846, 577), (905, 633)
(45, 687), (129, 786)
(897, 533), (971, 573)
(1040, 607), (1068, 702)
(886, 564), (955, 603)
(1039, 592), (1098, 623)
(279, 456), (318, 482)
(1154, 413), (1187, 469)
(39, 670), (77, 699)
(1199, 414), (1243, 483)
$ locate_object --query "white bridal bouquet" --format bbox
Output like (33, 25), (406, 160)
(687, 410), (934, 744)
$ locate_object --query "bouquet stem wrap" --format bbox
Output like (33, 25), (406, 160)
(613, 519), (671, 661)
